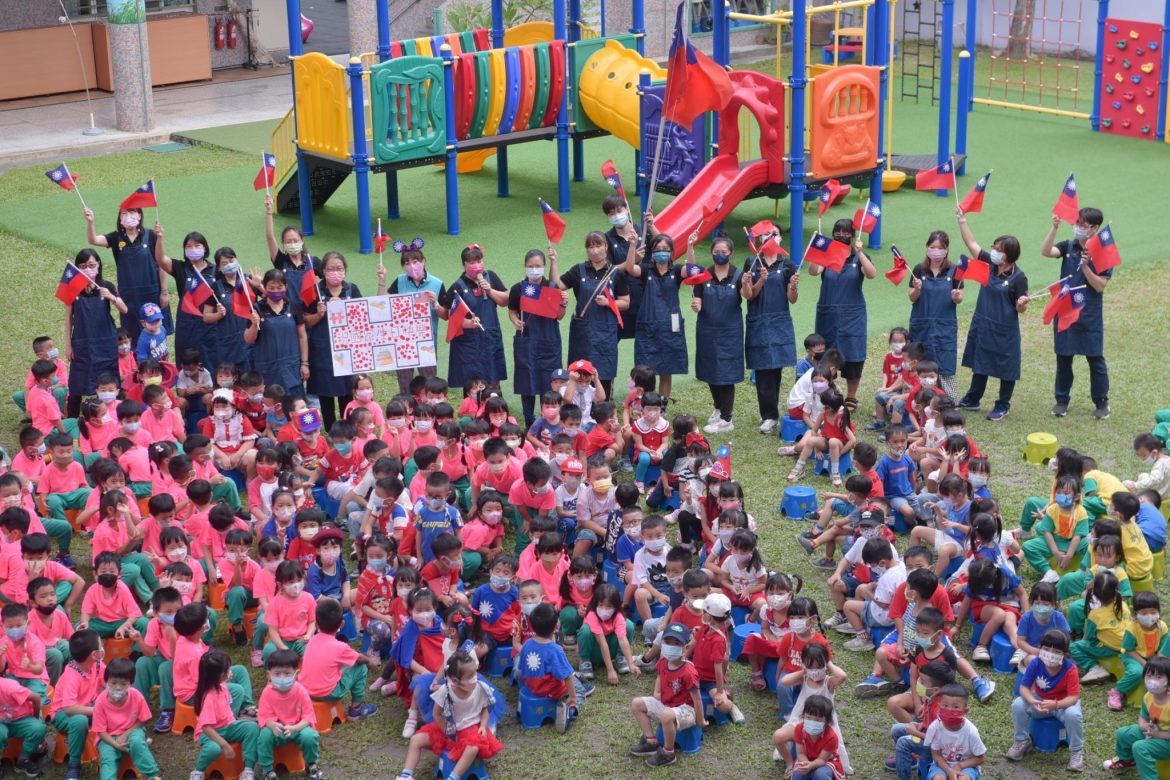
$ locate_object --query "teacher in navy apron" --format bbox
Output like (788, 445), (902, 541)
(908, 230), (963, 401)
(152, 224), (220, 371)
(743, 221), (798, 434)
(84, 205), (172, 342)
(955, 211), (1030, 421)
(1041, 209), (1113, 419)
(624, 232), (687, 401)
(65, 249), (125, 417)
(809, 218), (876, 408)
(208, 248), (253, 372)
(559, 231), (630, 401)
(244, 269), (310, 397)
(508, 248), (568, 427)
(603, 194), (644, 341)
(691, 233), (749, 434)
(439, 244), (508, 388)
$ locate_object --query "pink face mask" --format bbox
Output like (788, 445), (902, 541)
(406, 261), (425, 281)
(466, 262), (485, 278)
(324, 269), (345, 286)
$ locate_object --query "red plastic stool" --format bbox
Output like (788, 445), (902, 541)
(172, 700), (199, 735)
(274, 741), (307, 772)
(52, 731), (99, 764)
(311, 699), (347, 735)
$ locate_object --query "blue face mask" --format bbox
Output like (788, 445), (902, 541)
(1054, 493), (1074, 510)
(652, 251), (672, 265)
(660, 643), (685, 661)
(711, 253), (731, 266)
(490, 575), (512, 590)
(366, 557), (388, 574)
(271, 675), (296, 692)
(334, 442), (352, 456)
(159, 612), (176, 626)
(4, 627), (26, 642)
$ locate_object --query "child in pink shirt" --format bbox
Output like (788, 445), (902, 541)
(77, 398), (120, 458)
(190, 648), (261, 777)
(40, 434), (91, 521)
(25, 361), (64, 436)
(27, 577), (73, 684)
(23, 339), (67, 391)
(140, 384), (184, 444)
(508, 458), (555, 554)
(461, 491), (506, 578)
(343, 374), (385, 434)
(89, 491), (156, 603)
(263, 562), (317, 660)
(0, 674), (46, 775)
(137, 494), (177, 560)
(576, 583), (638, 683)
(165, 604), (255, 730)
(110, 438), (153, 490)
(49, 629), (105, 774)
(520, 533), (570, 610)
(0, 603), (49, 699)
(20, 534), (83, 611)
(220, 528), (261, 645)
(156, 527), (208, 606)
(77, 459), (140, 533)
(79, 553), (143, 639)
(9, 428), (46, 487)
(381, 401), (416, 460)
(301, 598), (378, 719)
(256, 649), (322, 778)
(132, 587), (181, 725)
(91, 658), (159, 779)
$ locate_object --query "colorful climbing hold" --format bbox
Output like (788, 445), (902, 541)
(1108, 24), (1118, 33)
(1112, 101), (1122, 110)
(1105, 55), (1115, 64)
(1145, 87), (1155, 97)
(1101, 119), (1113, 128)
(1121, 119), (1132, 129)
(1141, 62), (1155, 74)
(1141, 125), (1151, 135)
(1149, 42), (1158, 51)
(1105, 83), (1115, 94)
(1123, 91), (1135, 102)
(1115, 72), (1125, 82)
(1121, 59), (1132, 69)
(1131, 75), (1143, 84)
(1135, 48), (1145, 56)
(1136, 104), (1145, 115)
(1116, 40), (1128, 50)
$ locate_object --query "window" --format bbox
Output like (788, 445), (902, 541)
(67, 0), (193, 18)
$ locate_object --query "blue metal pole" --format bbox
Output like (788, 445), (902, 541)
(1091, 0), (1109, 130)
(869, 0), (889, 248)
(555, 0), (571, 211)
(965, 0), (978, 111)
(348, 58), (372, 254)
(286, 0), (314, 236)
(710, 0), (727, 155)
(935, 0), (954, 198)
(631, 0), (645, 55)
(1159, 0), (1170, 140)
(569, 0), (585, 182)
(497, 147), (510, 197)
(441, 46), (460, 234)
(376, 0), (390, 61)
(789, 0), (807, 265)
(386, 173), (400, 219)
(956, 50), (971, 175)
(637, 70), (650, 215)
(491, 0), (504, 48)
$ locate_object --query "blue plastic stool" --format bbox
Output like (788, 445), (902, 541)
(813, 452), (853, 477)
(338, 610), (358, 642)
(313, 486), (340, 519)
(730, 623), (760, 662)
(700, 687), (731, 726)
(941, 555), (963, 580)
(990, 631), (1016, 674)
(436, 750), (489, 779)
(603, 559), (621, 586)
(763, 658), (779, 692)
(779, 417), (808, 443)
(730, 605), (750, 626)
(657, 723), (703, 755)
(484, 645), (513, 678)
(780, 486), (817, 518)
(969, 622), (986, 647)
(649, 601), (668, 620)
(517, 686), (557, 729)
(893, 513), (912, 534)
(223, 469), (246, 493)
(1029, 716), (1067, 753)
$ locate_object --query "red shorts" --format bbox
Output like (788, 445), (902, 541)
(419, 722), (504, 762)
(741, 633), (783, 659)
(787, 406), (805, 420)
(882, 642), (910, 668)
(971, 600), (1021, 623)
(722, 587), (765, 608)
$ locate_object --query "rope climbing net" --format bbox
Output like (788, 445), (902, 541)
(984, 0), (1087, 116)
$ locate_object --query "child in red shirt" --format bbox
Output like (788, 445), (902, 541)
(584, 401), (624, 461)
(781, 694), (846, 780)
(319, 422), (363, 502)
(688, 593), (745, 724)
(629, 622), (704, 767)
(631, 393), (669, 494)
(355, 535), (397, 652)
(869, 327), (908, 432)
(419, 533), (469, 610)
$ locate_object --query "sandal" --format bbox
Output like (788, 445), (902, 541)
(831, 472), (843, 487)
(787, 465), (805, 482)
(750, 671), (766, 691)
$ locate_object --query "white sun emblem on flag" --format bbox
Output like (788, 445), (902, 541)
(1068, 180), (1076, 191)
(51, 170), (63, 181)
(1035, 675), (1051, 690)
(477, 601), (495, 619)
(523, 283), (539, 297)
(526, 651), (542, 672)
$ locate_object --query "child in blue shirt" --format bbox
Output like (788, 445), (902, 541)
(1012, 581), (1070, 671)
(411, 471), (461, 567)
(875, 428), (919, 529)
(614, 508), (644, 597)
(968, 458), (992, 502)
(471, 554), (520, 656)
(794, 333), (825, 377)
(135, 303), (169, 362)
(911, 474), (972, 577)
(1136, 490), (1167, 554)
(517, 603), (593, 733)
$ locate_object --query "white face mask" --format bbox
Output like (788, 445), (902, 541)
(1138, 613), (1161, 629)
(166, 547), (187, 562)
(767, 594), (791, 610)
(987, 248), (1005, 265)
(283, 582), (304, 597)
(805, 667), (827, 682)
(1147, 677), (1169, 694)
(1039, 650), (1063, 667)
(789, 618), (809, 634)
(525, 267), (544, 282)
(596, 607), (615, 621)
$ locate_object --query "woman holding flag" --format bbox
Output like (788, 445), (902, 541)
(264, 194), (319, 295)
(64, 249), (126, 417)
(623, 227), (691, 401)
(908, 231), (964, 401)
(689, 230), (750, 434)
(84, 204), (171, 342)
(439, 245), (509, 388)
(244, 269), (310, 397)
(508, 247), (568, 427)
(809, 218), (876, 407)
(152, 224), (219, 370)
(559, 231), (631, 400)
(208, 247), (253, 371)
(742, 220), (799, 435)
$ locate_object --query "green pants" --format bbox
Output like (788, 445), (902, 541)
(51, 711), (91, 764)
(42, 517), (73, 555)
(88, 617), (133, 639)
(1019, 497), (1046, 533)
(1118, 656), (1149, 694)
(1069, 638), (1122, 672)
(45, 638), (70, 685)
(262, 638), (306, 663)
(45, 488), (90, 521)
(1116, 723), (1170, 776)
(225, 586), (258, 626)
(135, 654), (174, 709)
(119, 552), (159, 603)
(54, 580), (74, 608)
(1022, 535), (1087, 576)
(508, 504), (529, 554)
(1065, 599), (1087, 636)
(319, 663), (367, 705)
(577, 620), (635, 667)
(0, 715), (46, 759)
(195, 719), (260, 772)
(452, 476), (471, 513)
(257, 724), (319, 774)
(98, 726), (159, 779)
(7, 677), (47, 701)
(461, 551), (484, 580)
(212, 480), (242, 511)
(559, 605), (584, 638)
(253, 609), (269, 650)
(127, 481), (153, 499)
(1057, 571), (1088, 602)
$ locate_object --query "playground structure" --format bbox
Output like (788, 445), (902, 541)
(276, 0), (955, 260)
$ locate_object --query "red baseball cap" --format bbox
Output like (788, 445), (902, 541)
(568, 359), (595, 375)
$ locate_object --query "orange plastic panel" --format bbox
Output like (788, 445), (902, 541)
(809, 64), (880, 179)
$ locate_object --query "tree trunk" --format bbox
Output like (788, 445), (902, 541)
(1006, 0), (1036, 59)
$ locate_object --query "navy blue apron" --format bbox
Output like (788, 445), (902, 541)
(210, 275), (252, 371)
(68, 288), (118, 398)
(695, 268), (744, 385)
(745, 257), (797, 370)
(252, 303), (303, 394)
(307, 281), (362, 398)
(273, 253), (320, 303)
(512, 280), (563, 396)
(634, 265), (688, 375)
(814, 254), (867, 363)
(173, 261), (219, 370)
(607, 225), (643, 340)
(109, 229), (171, 340)
(567, 263), (619, 381)
(447, 277), (507, 386)
(909, 268), (959, 376)
(1054, 243), (1106, 356)
(962, 266), (1023, 381)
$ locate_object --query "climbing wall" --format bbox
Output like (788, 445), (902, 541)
(1099, 19), (1163, 140)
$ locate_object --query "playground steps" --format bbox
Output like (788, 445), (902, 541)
(276, 153), (352, 214)
(891, 153), (966, 175)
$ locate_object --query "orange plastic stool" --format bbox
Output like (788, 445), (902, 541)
(104, 636), (134, 662)
(243, 607), (260, 643)
(208, 582), (226, 610)
(172, 700), (199, 735)
(53, 732), (99, 764)
(273, 742), (307, 772)
(311, 699), (347, 735)
(136, 496), (151, 517)
(206, 741), (244, 780)
(2, 738), (21, 760)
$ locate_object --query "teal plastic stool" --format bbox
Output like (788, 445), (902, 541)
(780, 486), (817, 518)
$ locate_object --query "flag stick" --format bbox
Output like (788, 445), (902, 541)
(376, 218), (384, 270)
(577, 262), (618, 319)
(261, 151), (272, 199)
(454, 292), (486, 331)
(793, 233), (817, 272)
(860, 198), (872, 235)
(950, 156), (961, 210)
(61, 162), (88, 211)
(151, 177), (160, 224)
(644, 0), (691, 248)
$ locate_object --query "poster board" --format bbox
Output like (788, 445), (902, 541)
(326, 294), (436, 376)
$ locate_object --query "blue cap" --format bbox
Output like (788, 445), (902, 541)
(139, 302), (163, 322)
(661, 622), (691, 645)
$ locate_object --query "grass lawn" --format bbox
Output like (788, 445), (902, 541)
(0, 73), (1167, 778)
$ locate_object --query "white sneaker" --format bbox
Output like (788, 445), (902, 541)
(708, 409), (722, 425)
(1010, 649), (1026, 667)
(402, 709), (419, 738)
(190, 773), (206, 780)
(240, 770), (255, 780)
(843, 634), (873, 651)
(1041, 569), (1061, 584)
(703, 419), (734, 434)
(772, 748), (782, 762)
(971, 645), (991, 662)
(759, 419), (778, 434)
(1082, 664), (1112, 683)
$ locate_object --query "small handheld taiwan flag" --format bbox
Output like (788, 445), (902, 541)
(959, 171), (992, 214)
(55, 263), (90, 305)
(1056, 288), (1086, 332)
(180, 269), (215, 317)
(253, 152), (277, 191)
(1085, 224), (1122, 271)
(1052, 173), (1079, 224)
(231, 273), (255, 320)
(120, 180), (157, 210)
(519, 279), (563, 318)
(818, 179), (843, 219)
(804, 232), (849, 272)
(853, 201), (881, 234)
(603, 283), (624, 329)
(539, 198), (566, 244)
(682, 263), (712, 286)
(954, 254), (990, 285)
(373, 221), (391, 254)
(601, 160), (626, 202)
(44, 164), (79, 191)
(300, 267), (320, 310)
(1041, 281), (1071, 325)
(914, 159), (955, 191)
(446, 294), (471, 342)
(885, 245), (909, 286)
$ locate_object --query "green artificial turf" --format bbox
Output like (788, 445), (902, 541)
(0, 68), (1168, 779)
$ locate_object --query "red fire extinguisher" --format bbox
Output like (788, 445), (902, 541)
(226, 18), (237, 49)
(214, 16), (226, 50)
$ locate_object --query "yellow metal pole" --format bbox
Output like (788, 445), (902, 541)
(972, 97), (1091, 120)
(882, 0), (905, 190)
